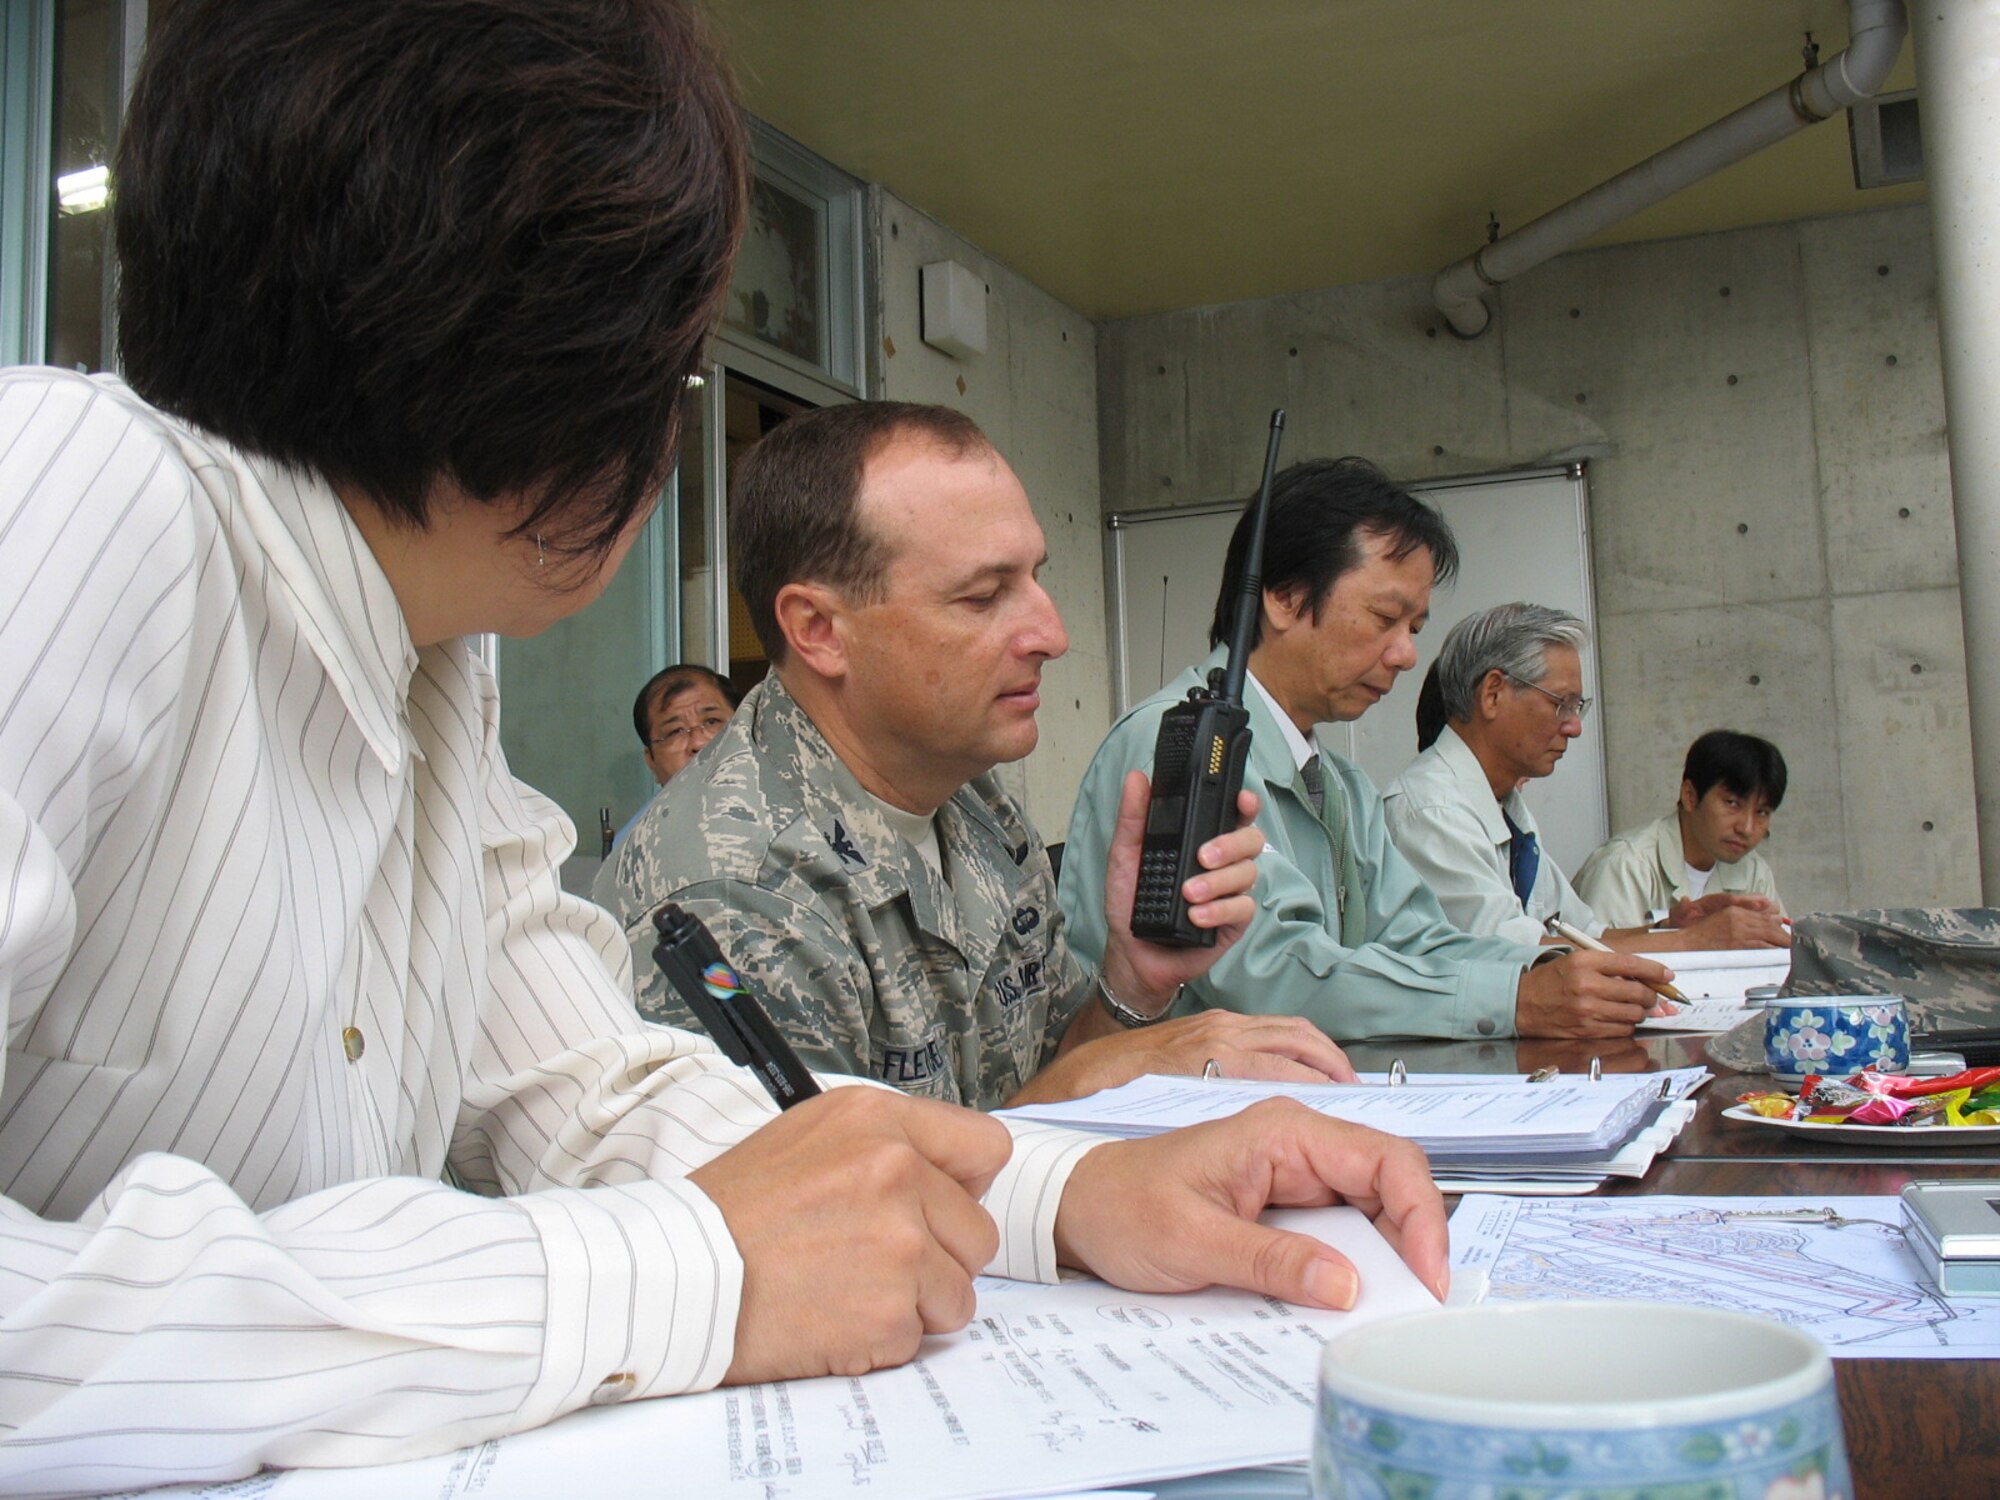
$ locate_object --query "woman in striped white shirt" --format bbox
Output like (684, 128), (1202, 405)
(0, 1), (1445, 1493)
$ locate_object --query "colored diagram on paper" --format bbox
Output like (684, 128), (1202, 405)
(1449, 1194), (2000, 1357)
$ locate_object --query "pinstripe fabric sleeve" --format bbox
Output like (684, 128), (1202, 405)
(0, 370), (1107, 1497)
(984, 1121), (1104, 1283)
(0, 373), (759, 1494)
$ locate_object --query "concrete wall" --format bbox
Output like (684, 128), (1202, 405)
(1098, 204), (1977, 914)
(869, 187), (1110, 837)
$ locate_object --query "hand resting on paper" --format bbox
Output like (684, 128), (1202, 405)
(695, 1091), (1446, 1389)
(1656, 892), (1790, 950)
(1664, 890), (1778, 930)
(1050, 1097), (1449, 1307)
(1012, 1011), (1357, 1106)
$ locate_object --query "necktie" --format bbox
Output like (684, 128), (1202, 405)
(1503, 808), (1540, 911)
(1301, 752), (1353, 926)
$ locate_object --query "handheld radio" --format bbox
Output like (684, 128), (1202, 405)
(1129, 408), (1286, 946)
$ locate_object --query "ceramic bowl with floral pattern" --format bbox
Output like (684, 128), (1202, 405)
(1314, 1302), (1850, 1500)
(1762, 994), (1908, 1086)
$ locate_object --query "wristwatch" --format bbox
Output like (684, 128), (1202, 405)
(1096, 973), (1179, 1029)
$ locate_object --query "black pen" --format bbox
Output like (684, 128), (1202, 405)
(651, 902), (822, 1109)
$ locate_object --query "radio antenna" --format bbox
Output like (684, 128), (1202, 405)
(1217, 409), (1286, 705)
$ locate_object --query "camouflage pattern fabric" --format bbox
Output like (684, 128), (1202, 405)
(1706, 908), (2000, 1072)
(594, 672), (1094, 1109)
(1785, 908), (2000, 1030)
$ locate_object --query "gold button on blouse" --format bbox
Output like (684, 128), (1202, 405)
(341, 1026), (365, 1062)
(590, 1371), (638, 1405)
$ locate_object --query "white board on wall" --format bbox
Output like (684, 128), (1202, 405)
(1104, 465), (1608, 872)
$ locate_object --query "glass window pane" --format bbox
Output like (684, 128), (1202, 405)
(492, 368), (826, 867)
(721, 370), (814, 694)
(677, 377), (713, 665)
(496, 503), (669, 860)
(724, 174), (825, 369)
(496, 378), (703, 860)
(48, 0), (120, 371)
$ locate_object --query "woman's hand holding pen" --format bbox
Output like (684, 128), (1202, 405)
(692, 1088), (1009, 1384)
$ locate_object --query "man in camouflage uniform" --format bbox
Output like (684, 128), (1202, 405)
(596, 402), (1350, 1108)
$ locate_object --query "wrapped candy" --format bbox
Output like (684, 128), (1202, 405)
(1741, 1066), (2000, 1128)
(1846, 1091), (1948, 1126)
(1859, 1066), (2000, 1100)
(1736, 1090), (1800, 1119)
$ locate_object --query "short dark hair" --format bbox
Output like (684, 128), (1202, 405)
(115, 0), (746, 563)
(1207, 457), (1459, 651)
(1684, 730), (1788, 810)
(1415, 662), (1446, 752)
(731, 402), (991, 664)
(633, 664), (739, 744)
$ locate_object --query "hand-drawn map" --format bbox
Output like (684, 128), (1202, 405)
(1449, 1194), (2000, 1358)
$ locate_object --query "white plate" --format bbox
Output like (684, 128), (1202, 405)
(1720, 1102), (2000, 1145)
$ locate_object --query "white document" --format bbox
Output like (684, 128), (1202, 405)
(1436, 1099), (1698, 1193)
(1002, 1073), (1695, 1157)
(125, 1208), (1435, 1500)
(1349, 1067), (1710, 1100)
(1450, 1194), (2000, 1359)
(1639, 997), (1759, 1033)
(1350, 1071), (1581, 1086)
(1636, 948), (1791, 1000)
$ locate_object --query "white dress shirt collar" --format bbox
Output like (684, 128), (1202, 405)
(1433, 724), (1517, 846)
(1246, 670), (1316, 773)
(196, 411), (418, 773)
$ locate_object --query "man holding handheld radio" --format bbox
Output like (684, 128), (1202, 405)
(602, 401), (1355, 1108)
(1061, 457), (1674, 1042)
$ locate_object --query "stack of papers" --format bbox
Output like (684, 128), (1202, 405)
(1002, 1069), (1708, 1194)
(1636, 947), (1791, 1033)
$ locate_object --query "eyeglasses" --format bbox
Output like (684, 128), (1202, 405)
(1505, 673), (1592, 724)
(648, 711), (731, 751)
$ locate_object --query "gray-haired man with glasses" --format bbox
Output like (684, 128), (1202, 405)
(1383, 603), (1788, 956)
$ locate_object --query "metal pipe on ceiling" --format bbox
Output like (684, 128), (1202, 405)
(1431, 0), (1907, 339)
(1913, 1), (2000, 903)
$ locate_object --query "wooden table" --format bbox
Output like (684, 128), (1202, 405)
(1342, 1032), (2000, 1498)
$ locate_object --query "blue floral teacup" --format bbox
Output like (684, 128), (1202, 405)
(1314, 1302), (1850, 1500)
(1762, 994), (1908, 1086)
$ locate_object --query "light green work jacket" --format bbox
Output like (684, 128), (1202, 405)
(1573, 808), (1784, 927)
(1058, 648), (1534, 1042)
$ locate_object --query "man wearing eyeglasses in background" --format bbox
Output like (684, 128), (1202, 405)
(1061, 465), (1676, 1045)
(1382, 603), (1788, 954)
(605, 664), (741, 856)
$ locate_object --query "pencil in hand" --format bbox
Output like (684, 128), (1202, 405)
(1545, 917), (1687, 1005)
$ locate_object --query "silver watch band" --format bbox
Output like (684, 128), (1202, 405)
(1097, 973), (1178, 1029)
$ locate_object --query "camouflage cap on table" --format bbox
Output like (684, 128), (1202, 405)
(1707, 908), (2000, 1072)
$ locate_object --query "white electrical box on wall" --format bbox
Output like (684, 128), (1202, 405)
(920, 260), (987, 359)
